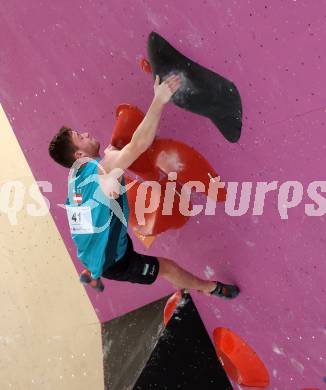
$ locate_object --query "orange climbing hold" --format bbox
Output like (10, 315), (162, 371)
(213, 327), (269, 388)
(163, 290), (182, 326)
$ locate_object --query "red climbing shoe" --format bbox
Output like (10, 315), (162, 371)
(210, 281), (239, 299)
(80, 269), (92, 284)
(80, 270), (105, 292)
(90, 278), (105, 292)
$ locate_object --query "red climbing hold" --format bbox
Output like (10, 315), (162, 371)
(111, 104), (159, 181)
(140, 58), (152, 73)
(125, 175), (190, 236)
(163, 290), (182, 326)
(213, 327), (269, 388)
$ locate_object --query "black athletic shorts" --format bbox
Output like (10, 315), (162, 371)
(102, 234), (160, 285)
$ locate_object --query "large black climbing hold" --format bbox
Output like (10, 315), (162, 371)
(133, 293), (233, 389)
(147, 31), (243, 143)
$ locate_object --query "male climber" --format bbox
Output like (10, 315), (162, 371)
(48, 74), (239, 299)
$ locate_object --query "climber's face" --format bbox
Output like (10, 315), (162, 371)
(71, 130), (100, 159)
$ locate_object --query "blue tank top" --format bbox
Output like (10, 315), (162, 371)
(65, 157), (130, 279)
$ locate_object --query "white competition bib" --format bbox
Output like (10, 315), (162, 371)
(66, 205), (94, 234)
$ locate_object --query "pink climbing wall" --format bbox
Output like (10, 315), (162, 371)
(0, 1), (325, 388)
